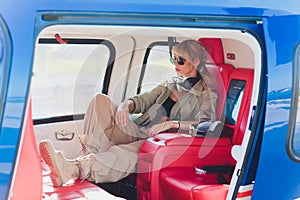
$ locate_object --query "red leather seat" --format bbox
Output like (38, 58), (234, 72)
(199, 38), (233, 119)
(137, 38), (236, 200)
(159, 68), (254, 200)
(198, 38), (233, 86)
(160, 167), (228, 200)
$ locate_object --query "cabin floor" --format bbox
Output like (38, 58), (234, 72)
(96, 174), (137, 200)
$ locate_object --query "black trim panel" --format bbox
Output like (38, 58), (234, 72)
(34, 114), (84, 125)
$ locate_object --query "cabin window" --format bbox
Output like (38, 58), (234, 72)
(138, 42), (176, 94)
(225, 79), (246, 125)
(288, 45), (300, 161)
(31, 38), (115, 120)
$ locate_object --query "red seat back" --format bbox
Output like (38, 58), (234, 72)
(199, 38), (253, 148)
(198, 38), (234, 85)
(198, 38), (234, 120)
(198, 38), (224, 65)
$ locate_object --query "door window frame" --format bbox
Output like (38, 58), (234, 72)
(287, 44), (300, 162)
(32, 38), (115, 124)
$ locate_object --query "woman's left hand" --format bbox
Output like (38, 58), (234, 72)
(148, 121), (171, 137)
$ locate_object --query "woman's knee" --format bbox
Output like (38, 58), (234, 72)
(94, 93), (110, 104)
(93, 93), (116, 111)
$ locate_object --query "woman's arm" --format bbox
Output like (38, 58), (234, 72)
(116, 82), (168, 127)
(148, 120), (198, 137)
(115, 100), (135, 127)
(130, 83), (165, 113)
(127, 99), (135, 113)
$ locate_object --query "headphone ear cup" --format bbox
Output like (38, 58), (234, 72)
(175, 77), (192, 92)
(173, 76), (200, 92)
(175, 81), (184, 92)
(174, 76), (184, 92)
(181, 78), (193, 91)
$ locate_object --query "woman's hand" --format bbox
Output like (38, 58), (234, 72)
(148, 119), (183, 137)
(148, 122), (168, 137)
(116, 101), (130, 127)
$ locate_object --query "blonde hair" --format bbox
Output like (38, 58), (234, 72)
(172, 39), (206, 72)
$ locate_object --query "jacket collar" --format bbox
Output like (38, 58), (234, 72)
(167, 78), (205, 97)
(190, 79), (206, 96)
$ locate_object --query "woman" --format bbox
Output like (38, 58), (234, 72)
(39, 39), (218, 186)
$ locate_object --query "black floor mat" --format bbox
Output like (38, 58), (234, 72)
(96, 174), (137, 200)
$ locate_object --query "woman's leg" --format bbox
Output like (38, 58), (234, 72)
(39, 139), (145, 185)
(80, 93), (140, 154)
(39, 140), (80, 186)
(79, 94), (145, 182)
(80, 140), (145, 183)
(40, 93), (143, 186)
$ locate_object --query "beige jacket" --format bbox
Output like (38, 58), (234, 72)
(130, 79), (218, 127)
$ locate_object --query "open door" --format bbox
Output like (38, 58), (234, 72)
(252, 15), (300, 199)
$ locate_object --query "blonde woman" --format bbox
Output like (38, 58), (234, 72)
(39, 39), (218, 186)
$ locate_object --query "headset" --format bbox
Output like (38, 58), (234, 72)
(173, 76), (201, 92)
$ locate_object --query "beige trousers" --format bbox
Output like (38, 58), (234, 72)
(78, 93), (146, 183)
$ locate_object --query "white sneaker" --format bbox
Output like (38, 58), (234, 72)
(39, 140), (79, 186)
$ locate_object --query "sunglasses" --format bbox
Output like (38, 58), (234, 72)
(170, 56), (186, 65)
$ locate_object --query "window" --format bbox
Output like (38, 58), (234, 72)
(138, 42), (176, 94)
(288, 45), (300, 161)
(225, 80), (246, 125)
(31, 38), (114, 120)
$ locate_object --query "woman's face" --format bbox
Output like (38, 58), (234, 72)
(172, 54), (198, 77)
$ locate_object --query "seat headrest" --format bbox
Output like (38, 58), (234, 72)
(198, 38), (224, 65)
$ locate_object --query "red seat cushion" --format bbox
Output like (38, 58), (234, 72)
(192, 184), (229, 200)
(43, 171), (125, 200)
(160, 167), (228, 200)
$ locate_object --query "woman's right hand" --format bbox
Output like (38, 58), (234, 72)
(116, 101), (130, 127)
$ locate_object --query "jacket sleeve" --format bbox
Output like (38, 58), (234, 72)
(130, 83), (165, 114)
(195, 86), (218, 123)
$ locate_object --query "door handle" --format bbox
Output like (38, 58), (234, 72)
(55, 130), (75, 141)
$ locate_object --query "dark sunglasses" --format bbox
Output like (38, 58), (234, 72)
(170, 56), (186, 65)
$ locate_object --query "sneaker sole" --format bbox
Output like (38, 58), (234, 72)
(39, 141), (63, 187)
